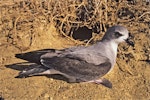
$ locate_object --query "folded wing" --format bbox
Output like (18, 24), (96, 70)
(41, 52), (111, 82)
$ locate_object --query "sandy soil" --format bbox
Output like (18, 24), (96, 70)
(0, 0), (150, 100)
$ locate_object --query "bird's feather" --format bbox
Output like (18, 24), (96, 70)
(41, 54), (111, 82)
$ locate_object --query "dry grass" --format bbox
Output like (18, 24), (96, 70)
(0, 0), (150, 99)
(0, 0), (149, 49)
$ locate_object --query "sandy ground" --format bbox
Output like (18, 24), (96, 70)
(0, 0), (150, 100)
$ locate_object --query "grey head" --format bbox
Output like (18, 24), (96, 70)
(102, 25), (130, 44)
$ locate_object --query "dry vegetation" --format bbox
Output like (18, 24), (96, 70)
(0, 0), (150, 100)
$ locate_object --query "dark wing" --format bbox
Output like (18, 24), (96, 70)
(15, 49), (56, 64)
(41, 55), (111, 82)
(15, 46), (85, 64)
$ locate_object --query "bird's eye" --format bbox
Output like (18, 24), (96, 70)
(114, 32), (123, 38)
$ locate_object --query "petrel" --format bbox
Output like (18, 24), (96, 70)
(15, 25), (134, 88)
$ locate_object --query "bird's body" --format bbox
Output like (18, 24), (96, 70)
(15, 25), (133, 88)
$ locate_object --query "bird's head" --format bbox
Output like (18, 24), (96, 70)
(102, 25), (134, 46)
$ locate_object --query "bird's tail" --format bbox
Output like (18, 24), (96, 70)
(15, 49), (56, 64)
(15, 65), (49, 78)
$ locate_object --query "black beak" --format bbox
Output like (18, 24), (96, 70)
(125, 33), (134, 47)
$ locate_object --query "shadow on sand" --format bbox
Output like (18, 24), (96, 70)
(6, 63), (68, 82)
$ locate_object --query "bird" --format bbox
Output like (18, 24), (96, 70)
(15, 25), (134, 88)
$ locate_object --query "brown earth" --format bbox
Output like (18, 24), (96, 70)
(0, 0), (150, 100)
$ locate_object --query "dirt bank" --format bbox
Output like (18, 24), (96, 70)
(0, 0), (150, 100)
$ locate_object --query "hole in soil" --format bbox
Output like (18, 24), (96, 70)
(68, 22), (100, 41)
(69, 26), (92, 41)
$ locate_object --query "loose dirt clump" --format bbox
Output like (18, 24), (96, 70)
(0, 0), (150, 100)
